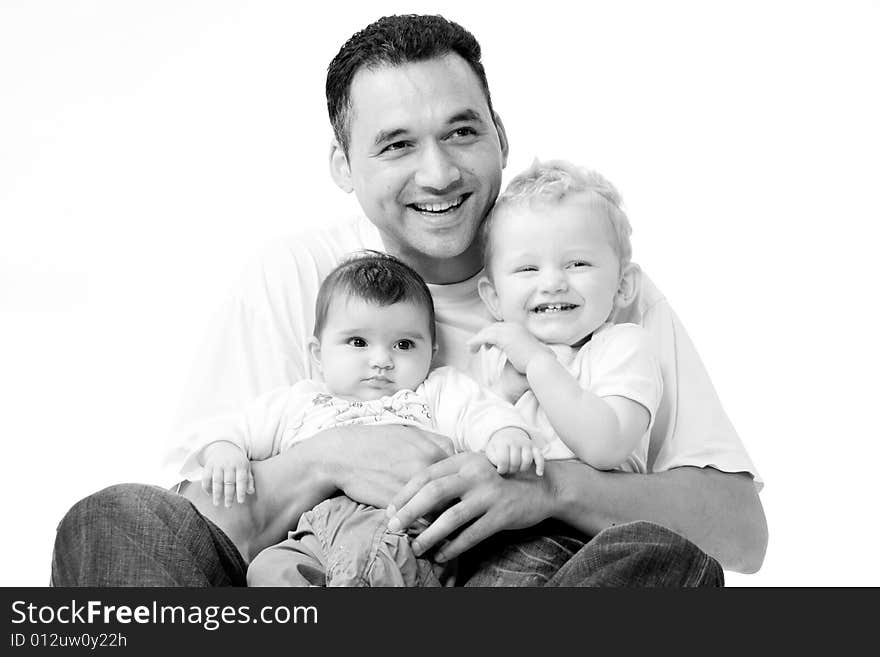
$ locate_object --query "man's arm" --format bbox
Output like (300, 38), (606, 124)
(182, 425), (453, 563)
(388, 454), (767, 573)
(551, 462), (767, 573)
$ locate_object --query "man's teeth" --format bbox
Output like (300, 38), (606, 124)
(532, 303), (576, 313)
(412, 196), (464, 213)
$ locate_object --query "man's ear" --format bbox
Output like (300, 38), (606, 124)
(307, 336), (323, 371)
(614, 262), (641, 310)
(477, 275), (504, 321)
(492, 111), (510, 169)
(329, 139), (353, 193)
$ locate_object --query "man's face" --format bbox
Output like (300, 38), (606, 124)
(310, 295), (434, 401)
(480, 194), (624, 346)
(332, 54), (507, 283)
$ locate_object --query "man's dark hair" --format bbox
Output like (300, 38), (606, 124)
(314, 250), (436, 343)
(326, 14), (495, 156)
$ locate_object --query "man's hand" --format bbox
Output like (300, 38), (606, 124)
(385, 452), (557, 562)
(318, 425), (455, 508)
(485, 427), (545, 476)
(468, 322), (552, 373)
(201, 441), (254, 507)
(184, 425), (456, 562)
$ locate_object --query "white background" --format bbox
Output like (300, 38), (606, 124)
(2, 0), (878, 587)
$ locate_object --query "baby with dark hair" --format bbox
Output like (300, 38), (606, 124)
(176, 251), (538, 586)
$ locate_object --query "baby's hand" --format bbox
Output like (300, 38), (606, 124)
(201, 441), (255, 507)
(485, 427), (545, 476)
(467, 322), (552, 374)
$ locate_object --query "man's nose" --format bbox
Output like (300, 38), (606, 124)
(539, 268), (568, 293)
(413, 141), (461, 191)
(369, 346), (394, 369)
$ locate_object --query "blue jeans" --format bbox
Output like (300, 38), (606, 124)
(51, 484), (721, 587)
(459, 519), (723, 586)
(51, 484), (246, 586)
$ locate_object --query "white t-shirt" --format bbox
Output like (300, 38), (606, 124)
(177, 366), (528, 481)
(164, 215), (762, 489)
(478, 323), (663, 473)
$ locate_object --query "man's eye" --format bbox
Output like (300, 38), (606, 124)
(395, 339), (415, 350)
(381, 141), (411, 154)
(448, 127), (478, 141)
(347, 337), (367, 347)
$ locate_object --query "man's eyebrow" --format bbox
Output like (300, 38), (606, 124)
(448, 109), (486, 125)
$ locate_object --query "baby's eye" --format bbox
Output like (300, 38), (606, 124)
(567, 260), (591, 269)
(515, 265), (538, 273)
(395, 339), (415, 351)
(347, 337), (367, 348)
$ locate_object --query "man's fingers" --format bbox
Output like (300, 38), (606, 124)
(434, 510), (499, 563)
(411, 495), (485, 557)
(389, 463), (473, 531)
(202, 469), (212, 495)
(387, 454), (467, 518)
(393, 474), (463, 531)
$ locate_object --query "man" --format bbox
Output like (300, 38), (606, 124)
(51, 15), (766, 587)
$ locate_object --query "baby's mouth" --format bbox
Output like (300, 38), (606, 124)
(408, 194), (470, 215)
(531, 303), (578, 314)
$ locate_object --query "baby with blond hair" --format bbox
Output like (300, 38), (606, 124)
(470, 159), (663, 473)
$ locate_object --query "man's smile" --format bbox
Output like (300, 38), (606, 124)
(407, 193), (471, 215)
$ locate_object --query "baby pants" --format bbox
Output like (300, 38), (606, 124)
(247, 495), (454, 587)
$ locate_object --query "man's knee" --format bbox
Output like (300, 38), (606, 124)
(57, 484), (187, 536)
(53, 483), (246, 586)
(590, 520), (724, 586)
(53, 484), (177, 586)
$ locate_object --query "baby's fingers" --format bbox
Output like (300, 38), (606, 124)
(533, 447), (545, 477)
(223, 468), (236, 508)
(212, 468), (224, 507)
(489, 443), (510, 474)
(236, 465), (250, 504)
(202, 467), (214, 495)
(247, 469), (255, 496)
(518, 446), (534, 473)
(466, 325), (502, 353)
(507, 446), (522, 473)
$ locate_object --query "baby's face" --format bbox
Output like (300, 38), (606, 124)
(311, 296), (434, 401)
(482, 194), (622, 346)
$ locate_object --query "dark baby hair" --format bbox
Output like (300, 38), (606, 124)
(313, 250), (436, 344)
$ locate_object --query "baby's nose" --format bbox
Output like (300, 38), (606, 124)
(370, 347), (394, 369)
(539, 269), (568, 292)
